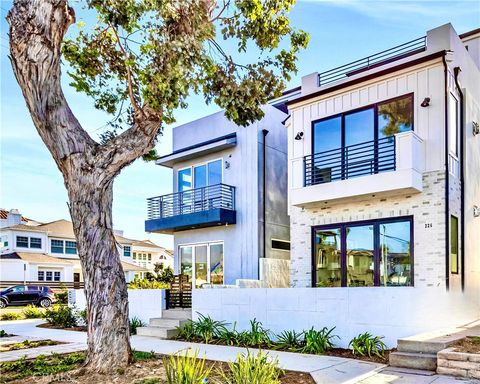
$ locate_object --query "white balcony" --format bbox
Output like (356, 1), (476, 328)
(290, 131), (425, 207)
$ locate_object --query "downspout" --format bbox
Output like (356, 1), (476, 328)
(453, 66), (465, 291)
(442, 53), (450, 291)
(262, 129), (269, 264)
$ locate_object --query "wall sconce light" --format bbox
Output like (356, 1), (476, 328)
(421, 97), (431, 107)
(295, 132), (304, 140)
(225, 161), (230, 169)
(474, 205), (480, 218)
(473, 121), (479, 136)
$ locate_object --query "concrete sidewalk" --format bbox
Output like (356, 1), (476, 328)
(0, 319), (478, 384)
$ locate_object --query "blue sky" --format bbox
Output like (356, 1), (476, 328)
(1, 1), (479, 249)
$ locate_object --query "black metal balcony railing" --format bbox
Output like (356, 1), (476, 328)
(147, 183), (235, 220)
(304, 137), (396, 186)
(318, 36), (427, 86)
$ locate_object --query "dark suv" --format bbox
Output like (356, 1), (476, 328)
(0, 285), (55, 308)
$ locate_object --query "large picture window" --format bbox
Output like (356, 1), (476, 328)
(313, 217), (413, 287)
(177, 159), (223, 192)
(179, 242), (224, 288)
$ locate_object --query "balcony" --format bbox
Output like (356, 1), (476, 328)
(290, 131), (424, 207)
(145, 183), (236, 234)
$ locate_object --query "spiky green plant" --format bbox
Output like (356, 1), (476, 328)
(349, 332), (386, 358)
(193, 313), (228, 344)
(163, 350), (212, 384)
(300, 327), (338, 354)
(236, 319), (271, 347)
(274, 330), (303, 351)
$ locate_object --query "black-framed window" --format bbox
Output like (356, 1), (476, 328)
(450, 215), (459, 274)
(312, 94), (414, 154)
(312, 216), (413, 287)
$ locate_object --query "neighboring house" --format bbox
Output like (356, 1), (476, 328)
(0, 210), (167, 285)
(285, 24), (479, 318)
(145, 104), (292, 287)
(130, 239), (174, 279)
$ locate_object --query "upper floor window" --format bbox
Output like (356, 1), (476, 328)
(178, 159), (222, 192)
(29, 237), (42, 249)
(51, 239), (64, 253)
(65, 241), (77, 254)
(448, 93), (459, 156)
(133, 252), (137, 260)
(123, 246), (131, 257)
(16, 236), (28, 248)
(51, 239), (77, 254)
(313, 94), (413, 154)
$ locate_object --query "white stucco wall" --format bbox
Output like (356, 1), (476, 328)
(70, 289), (166, 323)
(193, 287), (480, 348)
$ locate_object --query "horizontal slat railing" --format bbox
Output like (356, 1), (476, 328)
(318, 36), (426, 86)
(304, 136), (396, 186)
(0, 281), (84, 289)
(147, 183), (235, 220)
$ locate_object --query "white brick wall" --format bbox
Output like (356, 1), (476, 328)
(290, 170), (447, 288)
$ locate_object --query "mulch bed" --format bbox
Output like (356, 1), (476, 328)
(325, 347), (392, 364)
(6, 355), (315, 384)
(37, 323), (87, 332)
(452, 336), (480, 354)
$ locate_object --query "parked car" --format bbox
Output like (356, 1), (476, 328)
(0, 285), (55, 308)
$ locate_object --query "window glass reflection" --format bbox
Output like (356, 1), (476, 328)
(314, 228), (342, 287)
(210, 243), (224, 285)
(346, 225), (374, 287)
(378, 96), (413, 138)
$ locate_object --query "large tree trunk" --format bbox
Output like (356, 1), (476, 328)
(68, 179), (132, 370)
(7, 0), (159, 373)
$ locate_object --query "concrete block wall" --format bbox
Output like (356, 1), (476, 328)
(290, 170), (447, 288)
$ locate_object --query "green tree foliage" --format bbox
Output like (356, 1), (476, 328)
(62, 0), (309, 142)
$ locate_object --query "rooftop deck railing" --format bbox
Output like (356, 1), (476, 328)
(318, 36), (427, 86)
(147, 183), (235, 220)
(304, 136), (396, 186)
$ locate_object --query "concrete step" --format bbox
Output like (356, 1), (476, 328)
(136, 326), (178, 339)
(389, 351), (438, 371)
(397, 339), (452, 354)
(162, 309), (192, 320)
(149, 318), (189, 328)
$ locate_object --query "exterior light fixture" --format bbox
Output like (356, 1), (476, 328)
(474, 205), (480, 218)
(421, 97), (431, 107)
(225, 161), (230, 169)
(473, 121), (479, 136)
(295, 132), (304, 140)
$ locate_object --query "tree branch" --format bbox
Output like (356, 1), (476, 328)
(7, 0), (97, 171)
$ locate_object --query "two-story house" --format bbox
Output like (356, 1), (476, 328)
(286, 24), (479, 325)
(0, 209), (167, 285)
(145, 105), (292, 287)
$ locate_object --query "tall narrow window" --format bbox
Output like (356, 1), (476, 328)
(178, 168), (192, 192)
(449, 94), (459, 156)
(346, 224), (374, 287)
(207, 160), (222, 185)
(210, 243), (224, 285)
(314, 228), (342, 287)
(123, 245), (131, 257)
(451, 215), (459, 274)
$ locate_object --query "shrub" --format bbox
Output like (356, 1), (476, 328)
(44, 305), (77, 328)
(175, 320), (196, 342)
(274, 330), (303, 352)
(22, 304), (43, 319)
(236, 319), (271, 347)
(193, 313), (228, 344)
(54, 290), (68, 305)
(128, 278), (169, 289)
(218, 351), (283, 384)
(217, 322), (240, 346)
(1, 312), (21, 320)
(299, 327), (338, 354)
(0, 329), (10, 337)
(163, 350), (212, 384)
(129, 317), (146, 335)
(77, 308), (88, 325)
(349, 332), (386, 358)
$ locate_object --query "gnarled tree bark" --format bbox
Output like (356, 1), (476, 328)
(7, 0), (161, 372)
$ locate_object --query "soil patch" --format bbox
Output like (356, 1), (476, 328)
(3, 353), (315, 384)
(452, 336), (480, 354)
(37, 323), (87, 332)
(0, 339), (63, 352)
(325, 347), (392, 364)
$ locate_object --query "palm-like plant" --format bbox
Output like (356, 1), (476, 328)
(274, 330), (303, 351)
(299, 327), (338, 354)
(349, 332), (386, 358)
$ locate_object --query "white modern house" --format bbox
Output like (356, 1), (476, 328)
(192, 24), (480, 358)
(0, 209), (169, 285)
(145, 105), (292, 287)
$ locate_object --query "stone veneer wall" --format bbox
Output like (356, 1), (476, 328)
(290, 170), (447, 288)
(437, 348), (480, 379)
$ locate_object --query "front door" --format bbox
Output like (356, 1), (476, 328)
(73, 273), (80, 288)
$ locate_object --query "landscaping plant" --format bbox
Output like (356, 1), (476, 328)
(218, 351), (283, 384)
(0, 312), (21, 321)
(129, 317), (146, 335)
(193, 313), (228, 344)
(274, 330), (303, 352)
(22, 304), (44, 319)
(349, 332), (386, 358)
(300, 327), (338, 354)
(128, 279), (170, 290)
(163, 350), (212, 384)
(44, 305), (77, 328)
(175, 320), (197, 342)
(54, 290), (69, 305)
(236, 319), (272, 347)
(0, 330), (10, 337)
(217, 322), (240, 346)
